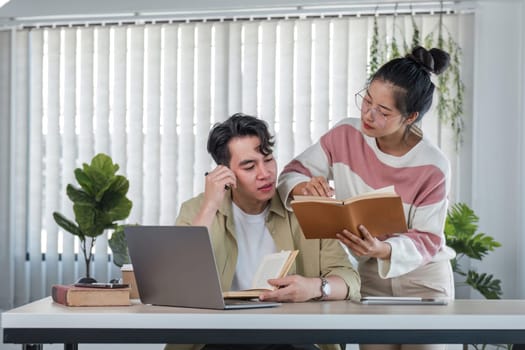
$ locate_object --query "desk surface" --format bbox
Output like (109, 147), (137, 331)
(3, 297), (525, 345)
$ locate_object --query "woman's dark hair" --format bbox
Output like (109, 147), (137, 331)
(370, 46), (450, 123)
(207, 113), (275, 166)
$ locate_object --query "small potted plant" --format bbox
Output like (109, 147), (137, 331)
(444, 202), (502, 299)
(445, 203), (506, 349)
(53, 153), (133, 283)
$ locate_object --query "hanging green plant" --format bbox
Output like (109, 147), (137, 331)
(389, 10), (401, 60)
(368, 10), (465, 149)
(410, 9), (421, 50)
(448, 35), (465, 144)
(368, 15), (381, 77)
(424, 11), (465, 149)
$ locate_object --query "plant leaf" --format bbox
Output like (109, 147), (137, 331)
(74, 168), (95, 197)
(445, 203), (501, 260)
(66, 184), (95, 206)
(92, 153), (119, 176)
(53, 212), (83, 237)
(466, 271), (502, 299)
(107, 175), (130, 197)
(105, 197), (133, 222)
(108, 225), (130, 267)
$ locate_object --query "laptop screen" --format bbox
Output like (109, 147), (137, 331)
(124, 225), (279, 310)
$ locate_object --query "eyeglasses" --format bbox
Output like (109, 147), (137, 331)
(355, 89), (401, 127)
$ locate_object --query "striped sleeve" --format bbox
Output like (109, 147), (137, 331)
(277, 140), (333, 209)
(278, 118), (454, 278)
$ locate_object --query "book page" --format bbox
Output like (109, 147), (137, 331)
(222, 289), (267, 299)
(342, 185), (397, 204)
(251, 251), (296, 290)
(291, 186), (397, 205)
(291, 195), (341, 204)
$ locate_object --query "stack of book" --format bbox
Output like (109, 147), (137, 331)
(51, 284), (131, 307)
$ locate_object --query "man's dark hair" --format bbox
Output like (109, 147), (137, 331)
(207, 113), (275, 166)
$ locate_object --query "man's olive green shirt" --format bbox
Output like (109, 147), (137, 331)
(166, 191), (361, 350)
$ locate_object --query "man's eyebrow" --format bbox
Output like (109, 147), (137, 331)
(238, 159), (255, 167)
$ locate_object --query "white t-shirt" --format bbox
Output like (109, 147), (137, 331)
(231, 203), (277, 291)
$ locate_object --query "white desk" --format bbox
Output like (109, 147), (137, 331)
(3, 297), (525, 350)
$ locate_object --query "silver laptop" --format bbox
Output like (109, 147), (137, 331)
(124, 225), (281, 310)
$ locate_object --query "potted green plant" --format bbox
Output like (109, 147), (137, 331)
(53, 153), (133, 283)
(445, 203), (507, 349)
(445, 202), (502, 299)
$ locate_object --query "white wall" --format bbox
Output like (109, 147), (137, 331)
(471, 0), (525, 298)
(0, 30), (12, 310)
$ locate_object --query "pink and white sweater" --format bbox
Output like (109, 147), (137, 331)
(278, 118), (455, 279)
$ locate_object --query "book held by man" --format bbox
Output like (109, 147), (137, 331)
(51, 284), (131, 307)
(222, 250), (298, 299)
(290, 186), (408, 239)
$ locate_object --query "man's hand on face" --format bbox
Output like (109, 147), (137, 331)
(192, 165), (238, 228)
(203, 165), (237, 209)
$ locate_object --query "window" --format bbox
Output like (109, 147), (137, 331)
(1, 11), (473, 307)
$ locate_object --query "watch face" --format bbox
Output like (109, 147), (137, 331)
(323, 281), (331, 296)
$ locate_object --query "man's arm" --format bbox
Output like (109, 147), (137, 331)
(258, 213), (360, 303)
(259, 274), (348, 302)
(191, 165), (236, 228)
(318, 237), (361, 301)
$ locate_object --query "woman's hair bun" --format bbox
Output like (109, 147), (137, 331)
(408, 46), (450, 75)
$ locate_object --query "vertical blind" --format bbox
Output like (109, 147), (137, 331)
(4, 12), (473, 308)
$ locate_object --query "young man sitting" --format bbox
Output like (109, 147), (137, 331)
(167, 113), (360, 350)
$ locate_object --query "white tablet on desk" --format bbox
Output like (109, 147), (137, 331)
(360, 296), (448, 305)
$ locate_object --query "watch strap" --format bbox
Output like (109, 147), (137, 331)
(313, 277), (328, 301)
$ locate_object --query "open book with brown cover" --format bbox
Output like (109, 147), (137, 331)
(222, 250), (298, 299)
(290, 186), (408, 239)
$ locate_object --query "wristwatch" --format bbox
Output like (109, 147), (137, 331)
(314, 277), (331, 301)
